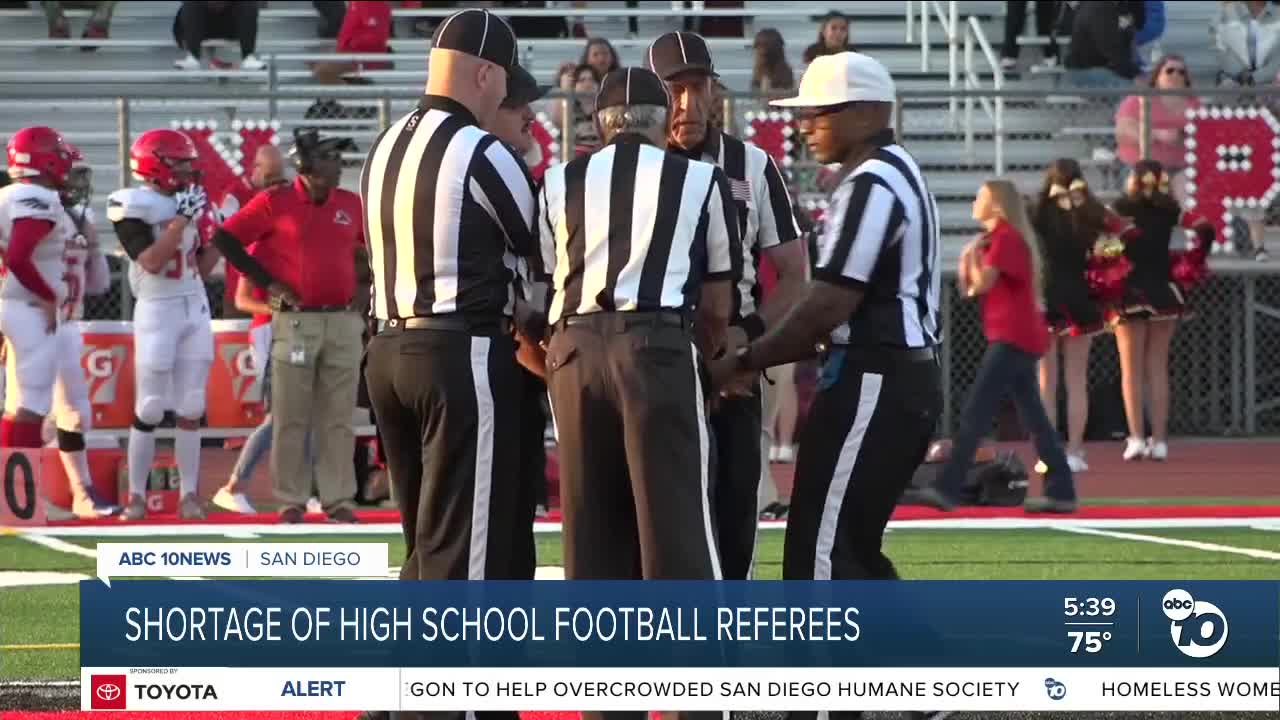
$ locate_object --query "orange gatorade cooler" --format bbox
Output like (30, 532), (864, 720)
(208, 319), (266, 428)
(42, 445), (125, 509)
(79, 320), (136, 430)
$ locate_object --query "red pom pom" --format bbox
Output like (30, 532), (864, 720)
(1170, 249), (1210, 289)
(1085, 255), (1132, 303)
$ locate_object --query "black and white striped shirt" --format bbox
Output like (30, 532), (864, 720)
(678, 129), (801, 319)
(537, 134), (742, 325)
(360, 95), (538, 321)
(814, 130), (941, 349)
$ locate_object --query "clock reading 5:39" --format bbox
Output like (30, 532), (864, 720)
(1064, 597), (1116, 617)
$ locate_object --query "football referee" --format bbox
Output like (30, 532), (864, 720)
(359, 7), (537, 595)
(712, 52), (943, 589)
(647, 31), (807, 580)
(537, 67), (741, 586)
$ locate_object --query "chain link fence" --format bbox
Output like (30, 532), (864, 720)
(62, 87), (1280, 436)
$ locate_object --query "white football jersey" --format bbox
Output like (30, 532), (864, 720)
(0, 182), (71, 305)
(106, 185), (205, 300)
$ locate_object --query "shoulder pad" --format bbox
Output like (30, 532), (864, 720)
(6, 183), (63, 222)
(106, 187), (172, 225)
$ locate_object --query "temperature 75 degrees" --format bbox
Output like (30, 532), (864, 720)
(1069, 630), (1112, 653)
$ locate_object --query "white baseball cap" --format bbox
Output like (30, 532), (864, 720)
(770, 52), (897, 108)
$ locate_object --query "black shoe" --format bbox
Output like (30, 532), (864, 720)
(327, 506), (359, 524)
(279, 506), (305, 524)
(914, 487), (957, 512)
(1024, 496), (1079, 514)
(759, 501), (790, 520)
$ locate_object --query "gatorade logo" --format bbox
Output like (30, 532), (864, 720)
(219, 342), (262, 403)
(83, 345), (128, 404)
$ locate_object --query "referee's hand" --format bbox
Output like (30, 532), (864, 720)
(513, 328), (547, 379)
(710, 326), (755, 399)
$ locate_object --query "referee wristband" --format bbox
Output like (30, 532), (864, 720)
(734, 313), (766, 342)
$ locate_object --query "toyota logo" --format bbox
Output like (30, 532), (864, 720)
(96, 683), (121, 701)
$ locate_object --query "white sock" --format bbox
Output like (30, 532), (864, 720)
(127, 427), (156, 497)
(175, 428), (201, 497)
(60, 449), (94, 501)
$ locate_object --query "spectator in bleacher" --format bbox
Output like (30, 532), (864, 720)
(1000, 1), (1060, 71)
(313, 0), (345, 38)
(802, 10), (855, 65)
(1032, 158), (1136, 472)
(1114, 55), (1199, 202)
(1212, 0), (1280, 87)
(1111, 160), (1216, 462)
(580, 36), (620, 79)
(699, 0), (748, 38)
(310, 0), (393, 84)
(499, 0), (569, 38)
(752, 28), (795, 92)
(1134, 0), (1165, 70)
(554, 63), (601, 156)
(1064, 0), (1143, 87)
(41, 1), (116, 46)
(172, 1), (265, 71)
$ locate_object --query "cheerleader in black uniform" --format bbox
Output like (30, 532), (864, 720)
(1111, 160), (1214, 462)
(1031, 159), (1135, 472)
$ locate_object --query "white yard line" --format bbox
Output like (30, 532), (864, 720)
(14, 533), (206, 581)
(18, 533), (98, 558)
(18, 515), (1280, 539)
(1057, 526), (1280, 561)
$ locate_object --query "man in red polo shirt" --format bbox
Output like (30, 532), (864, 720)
(213, 129), (366, 523)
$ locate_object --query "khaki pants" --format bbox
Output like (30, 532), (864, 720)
(270, 311), (363, 511)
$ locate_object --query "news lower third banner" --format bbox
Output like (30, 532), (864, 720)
(80, 580), (1280, 712)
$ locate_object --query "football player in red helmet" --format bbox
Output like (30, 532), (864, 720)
(107, 128), (221, 521)
(0, 126), (82, 450)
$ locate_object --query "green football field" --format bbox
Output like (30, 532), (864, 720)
(3, 524), (1280, 683)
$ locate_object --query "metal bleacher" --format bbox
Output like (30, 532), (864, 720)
(0, 1), (1009, 257)
(0, 1), (1247, 260)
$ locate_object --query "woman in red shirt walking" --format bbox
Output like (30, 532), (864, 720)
(927, 180), (1076, 513)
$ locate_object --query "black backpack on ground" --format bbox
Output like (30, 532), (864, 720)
(901, 451), (1030, 507)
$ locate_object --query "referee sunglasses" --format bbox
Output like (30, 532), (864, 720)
(793, 102), (858, 122)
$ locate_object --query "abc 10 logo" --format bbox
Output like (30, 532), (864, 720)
(1162, 589), (1229, 659)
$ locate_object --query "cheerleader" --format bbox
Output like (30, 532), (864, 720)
(1031, 159), (1136, 471)
(1111, 160), (1213, 462)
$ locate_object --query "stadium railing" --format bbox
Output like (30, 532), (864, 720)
(2, 83), (1277, 438)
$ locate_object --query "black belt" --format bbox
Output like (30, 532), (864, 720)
(824, 344), (938, 363)
(380, 315), (512, 336)
(288, 304), (351, 313)
(554, 310), (688, 334)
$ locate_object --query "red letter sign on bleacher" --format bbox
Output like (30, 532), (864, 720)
(1185, 106), (1280, 251)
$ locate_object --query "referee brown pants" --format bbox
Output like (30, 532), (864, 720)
(546, 312), (722, 581)
(547, 311), (724, 720)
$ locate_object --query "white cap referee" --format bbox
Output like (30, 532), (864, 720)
(711, 52), (944, 581)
